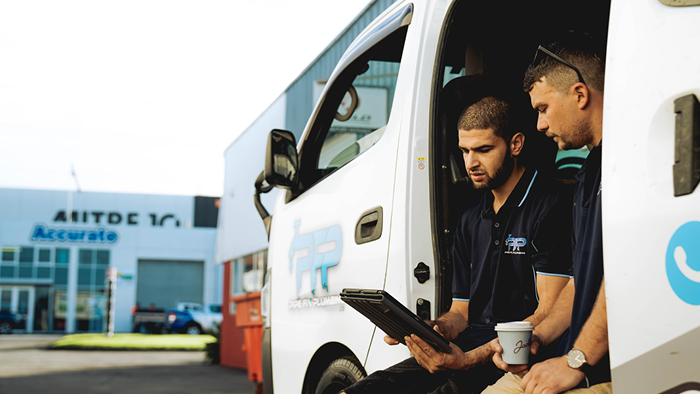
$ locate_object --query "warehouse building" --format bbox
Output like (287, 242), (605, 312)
(0, 188), (221, 334)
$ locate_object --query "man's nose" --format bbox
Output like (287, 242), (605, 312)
(537, 114), (549, 132)
(464, 152), (478, 170)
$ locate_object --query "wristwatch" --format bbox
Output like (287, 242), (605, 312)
(566, 348), (593, 375)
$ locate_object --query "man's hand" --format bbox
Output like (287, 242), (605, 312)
(520, 355), (584, 394)
(383, 323), (447, 346)
(490, 333), (542, 375)
(405, 334), (465, 373)
(384, 335), (400, 345)
(489, 337), (529, 376)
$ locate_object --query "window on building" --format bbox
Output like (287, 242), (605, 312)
(2, 247), (15, 262)
(38, 249), (51, 263)
(96, 250), (109, 265)
(54, 249), (70, 285)
(1, 290), (11, 312)
(79, 249), (92, 265)
(74, 249), (110, 331)
(56, 249), (69, 264)
(77, 249), (110, 288)
(37, 266), (51, 279)
(53, 290), (67, 331)
(19, 247), (34, 263)
(0, 264), (14, 279)
(18, 246), (34, 278)
(78, 268), (92, 286)
(55, 267), (68, 285)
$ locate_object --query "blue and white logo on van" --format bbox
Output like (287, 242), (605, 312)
(504, 234), (526, 255)
(289, 220), (342, 296)
(666, 221), (700, 305)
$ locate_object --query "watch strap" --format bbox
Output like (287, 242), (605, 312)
(578, 362), (593, 376)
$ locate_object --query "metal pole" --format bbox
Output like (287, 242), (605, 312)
(67, 191), (72, 223)
(106, 267), (117, 337)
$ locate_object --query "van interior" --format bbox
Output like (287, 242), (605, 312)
(431, 0), (612, 315)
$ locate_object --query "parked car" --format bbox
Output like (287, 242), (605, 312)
(0, 310), (24, 334)
(132, 307), (167, 334)
(165, 303), (222, 335)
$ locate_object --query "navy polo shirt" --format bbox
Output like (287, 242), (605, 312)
(452, 167), (573, 329)
(568, 143), (611, 384)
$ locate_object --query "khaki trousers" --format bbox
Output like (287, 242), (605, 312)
(482, 373), (612, 394)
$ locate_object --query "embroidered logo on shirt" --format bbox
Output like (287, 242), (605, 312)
(504, 234), (526, 255)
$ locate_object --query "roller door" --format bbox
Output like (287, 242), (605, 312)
(136, 260), (203, 310)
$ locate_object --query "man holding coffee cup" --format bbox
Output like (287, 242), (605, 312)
(484, 32), (611, 394)
(341, 87), (573, 394)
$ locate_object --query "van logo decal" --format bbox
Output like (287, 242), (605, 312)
(504, 234), (526, 255)
(666, 221), (700, 305)
(289, 221), (342, 296)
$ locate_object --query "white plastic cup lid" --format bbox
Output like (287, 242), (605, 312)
(494, 321), (534, 331)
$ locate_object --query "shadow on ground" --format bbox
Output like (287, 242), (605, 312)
(0, 364), (254, 394)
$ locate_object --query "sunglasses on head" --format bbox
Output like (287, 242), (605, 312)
(532, 45), (586, 85)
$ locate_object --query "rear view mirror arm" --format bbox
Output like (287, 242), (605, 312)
(254, 170), (273, 239)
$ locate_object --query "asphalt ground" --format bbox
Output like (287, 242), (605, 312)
(0, 335), (256, 394)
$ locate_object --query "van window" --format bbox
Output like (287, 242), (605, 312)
(317, 59), (398, 170)
(297, 24), (409, 192)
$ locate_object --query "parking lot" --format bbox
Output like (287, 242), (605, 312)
(0, 335), (255, 394)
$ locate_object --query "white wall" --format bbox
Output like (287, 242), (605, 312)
(215, 94), (286, 264)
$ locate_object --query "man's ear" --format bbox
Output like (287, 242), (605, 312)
(510, 132), (525, 156)
(571, 82), (590, 109)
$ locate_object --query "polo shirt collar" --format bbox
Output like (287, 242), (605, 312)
(481, 166), (538, 218)
(575, 141), (602, 183)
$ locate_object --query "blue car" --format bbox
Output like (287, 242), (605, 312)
(164, 303), (222, 335)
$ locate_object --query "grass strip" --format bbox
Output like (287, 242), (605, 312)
(50, 333), (216, 351)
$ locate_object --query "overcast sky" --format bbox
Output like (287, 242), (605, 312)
(0, 0), (372, 197)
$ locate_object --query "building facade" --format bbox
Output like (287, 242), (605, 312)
(0, 188), (220, 334)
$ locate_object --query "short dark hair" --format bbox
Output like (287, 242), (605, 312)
(458, 96), (515, 143)
(523, 31), (605, 94)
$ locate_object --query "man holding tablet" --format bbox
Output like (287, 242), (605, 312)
(342, 91), (573, 394)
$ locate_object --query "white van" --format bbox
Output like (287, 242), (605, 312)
(254, 1), (700, 393)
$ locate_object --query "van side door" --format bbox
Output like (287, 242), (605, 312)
(604, 1), (700, 392)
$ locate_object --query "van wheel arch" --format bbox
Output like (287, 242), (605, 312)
(302, 342), (366, 394)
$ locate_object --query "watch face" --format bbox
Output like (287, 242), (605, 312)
(567, 349), (586, 369)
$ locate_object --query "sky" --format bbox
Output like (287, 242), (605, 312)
(0, 0), (373, 197)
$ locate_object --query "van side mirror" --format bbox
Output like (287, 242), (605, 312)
(265, 129), (298, 189)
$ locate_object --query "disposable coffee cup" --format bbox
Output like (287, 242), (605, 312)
(494, 321), (534, 365)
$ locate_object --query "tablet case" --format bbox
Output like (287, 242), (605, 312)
(340, 288), (452, 353)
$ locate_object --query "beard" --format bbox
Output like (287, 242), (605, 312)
(556, 117), (592, 150)
(469, 149), (515, 190)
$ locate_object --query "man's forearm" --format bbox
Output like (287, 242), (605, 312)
(525, 275), (570, 327)
(435, 310), (469, 341)
(571, 278), (608, 365)
(531, 278), (575, 345)
(458, 341), (495, 370)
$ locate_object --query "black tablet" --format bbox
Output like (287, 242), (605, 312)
(340, 288), (452, 353)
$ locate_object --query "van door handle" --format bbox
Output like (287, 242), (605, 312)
(673, 94), (700, 197)
(355, 207), (383, 244)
